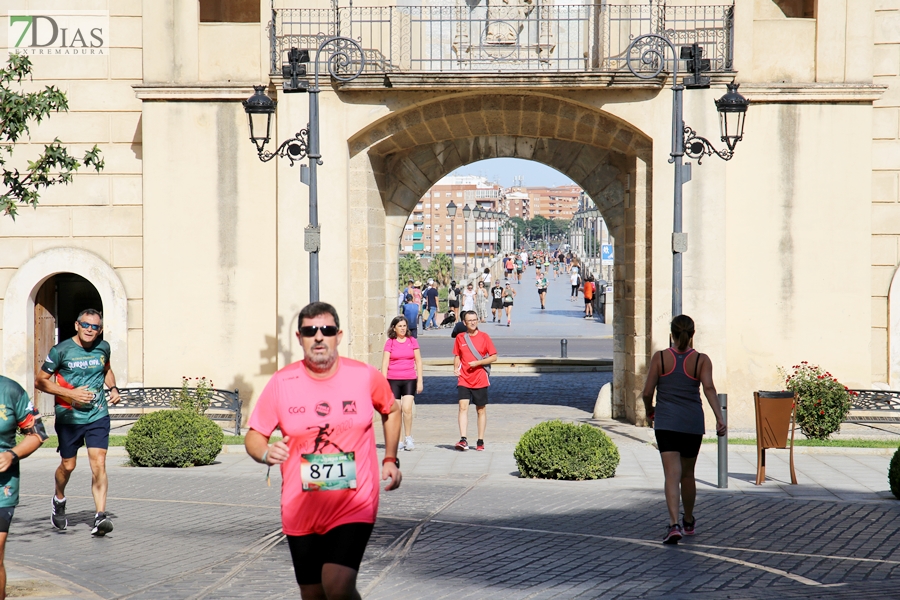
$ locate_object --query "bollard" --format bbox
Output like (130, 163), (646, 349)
(561, 339), (568, 358)
(717, 393), (728, 489)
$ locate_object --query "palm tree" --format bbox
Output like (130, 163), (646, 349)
(426, 253), (453, 286)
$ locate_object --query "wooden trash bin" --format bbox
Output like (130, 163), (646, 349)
(754, 391), (798, 485)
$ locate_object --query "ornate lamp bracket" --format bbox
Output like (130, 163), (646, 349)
(258, 128), (310, 165)
(683, 126), (734, 164)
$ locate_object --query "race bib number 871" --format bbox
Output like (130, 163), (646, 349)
(300, 452), (357, 491)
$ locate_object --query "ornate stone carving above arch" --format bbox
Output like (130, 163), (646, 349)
(2, 248), (129, 393)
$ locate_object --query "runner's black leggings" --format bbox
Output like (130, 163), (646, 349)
(571, 285), (578, 297)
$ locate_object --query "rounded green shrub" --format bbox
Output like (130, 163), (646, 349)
(125, 409), (224, 468)
(890, 447), (900, 500)
(514, 420), (620, 480)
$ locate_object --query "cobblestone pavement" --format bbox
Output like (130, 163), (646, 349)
(8, 385), (900, 600)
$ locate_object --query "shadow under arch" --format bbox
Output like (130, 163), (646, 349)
(346, 93), (653, 422)
(2, 248), (129, 395)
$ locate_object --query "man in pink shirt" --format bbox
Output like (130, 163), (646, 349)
(245, 302), (402, 600)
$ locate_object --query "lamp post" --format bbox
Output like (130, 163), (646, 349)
(626, 35), (748, 318)
(447, 200), (458, 281)
(462, 203), (472, 277)
(476, 206), (486, 267)
(243, 39), (364, 303)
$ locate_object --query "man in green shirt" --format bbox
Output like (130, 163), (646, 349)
(0, 375), (47, 597)
(36, 309), (121, 536)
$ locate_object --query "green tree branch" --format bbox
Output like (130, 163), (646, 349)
(0, 54), (104, 219)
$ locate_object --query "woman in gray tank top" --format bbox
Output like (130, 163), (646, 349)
(641, 315), (726, 545)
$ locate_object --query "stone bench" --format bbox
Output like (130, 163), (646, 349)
(109, 387), (242, 435)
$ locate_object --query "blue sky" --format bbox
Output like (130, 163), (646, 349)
(449, 158), (575, 188)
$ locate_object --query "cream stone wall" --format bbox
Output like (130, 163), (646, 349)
(874, 1), (900, 387)
(140, 99), (277, 406)
(0, 0), (144, 389)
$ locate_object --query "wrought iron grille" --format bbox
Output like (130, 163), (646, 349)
(114, 387), (242, 435)
(270, 2), (734, 75)
(848, 390), (900, 412)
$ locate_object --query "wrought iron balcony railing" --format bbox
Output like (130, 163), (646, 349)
(270, 2), (734, 76)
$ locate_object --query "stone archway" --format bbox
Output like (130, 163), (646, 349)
(2, 248), (129, 394)
(346, 93), (652, 420)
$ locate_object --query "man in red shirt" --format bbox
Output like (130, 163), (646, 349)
(453, 311), (498, 451)
(245, 302), (402, 600)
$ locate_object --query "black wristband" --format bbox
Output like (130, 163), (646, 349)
(7, 450), (19, 464)
(109, 386), (119, 393)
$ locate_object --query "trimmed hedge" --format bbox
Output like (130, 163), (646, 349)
(890, 447), (900, 500)
(125, 409), (224, 468)
(514, 420), (619, 480)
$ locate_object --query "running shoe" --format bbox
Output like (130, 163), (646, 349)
(404, 436), (415, 451)
(51, 496), (67, 530)
(455, 439), (469, 451)
(398, 440), (405, 451)
(475, 440), (485, 451)
(91, 512), (113, 536)
(663, 524), (682, 545)
(682, 516), (696, 536)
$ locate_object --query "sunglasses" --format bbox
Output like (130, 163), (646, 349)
(77, 321), (101, 331)
(299, 325), (339, 337)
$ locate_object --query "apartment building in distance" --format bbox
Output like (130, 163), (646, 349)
(402, 175), (501, 255)
(527, 185), (583, 219)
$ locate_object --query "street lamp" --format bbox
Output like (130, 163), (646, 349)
(243, 39), (364, 302)
(626, 36), (749, 319)
(446, 200), (457, 280)
(475, 206), (486, 267)
(462, 204), (472, 276)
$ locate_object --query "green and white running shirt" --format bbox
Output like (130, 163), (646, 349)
(41, 338), (111, 425)
(0, 376), (37, 507)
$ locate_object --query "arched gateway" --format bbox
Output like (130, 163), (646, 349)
(344, 93), (652, 419)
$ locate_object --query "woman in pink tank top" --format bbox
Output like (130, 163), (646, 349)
(381, 316), (423, 451)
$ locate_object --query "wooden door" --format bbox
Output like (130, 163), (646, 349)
(34, 279), (57, 415)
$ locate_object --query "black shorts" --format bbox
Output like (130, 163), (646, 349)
(0, 507), (14, 533)
(584, 297), (592, 305)
(655, 429), (703, 458)
(388, 379), (417, 398)
(56, 415), (111, 459)
(491, 299), (503, 309)
(287, 522), (374, 585)
(449, 300), (459, 308)
(538, 288), (547, 294)
(505, 269), (513, 275)
(458, 386), (489, 406)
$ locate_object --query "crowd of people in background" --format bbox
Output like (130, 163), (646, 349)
(398, 245), (608, 332)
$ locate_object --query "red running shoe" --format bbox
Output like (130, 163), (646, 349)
(663, 524), (683, 545)
(682, 516), (696, 536)
(455, 439), (469, 451)
(475, 440), (485, 451)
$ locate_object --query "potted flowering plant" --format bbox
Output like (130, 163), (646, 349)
(778, 362), (855, 440)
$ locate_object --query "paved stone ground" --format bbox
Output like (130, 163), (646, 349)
(7, 374), (900, 599)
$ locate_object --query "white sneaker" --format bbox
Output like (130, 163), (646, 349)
(404, 436), (415, 451)
(397, 440), (405, 451)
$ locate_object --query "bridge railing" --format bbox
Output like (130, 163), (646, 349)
(270, 2), (734, 76)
